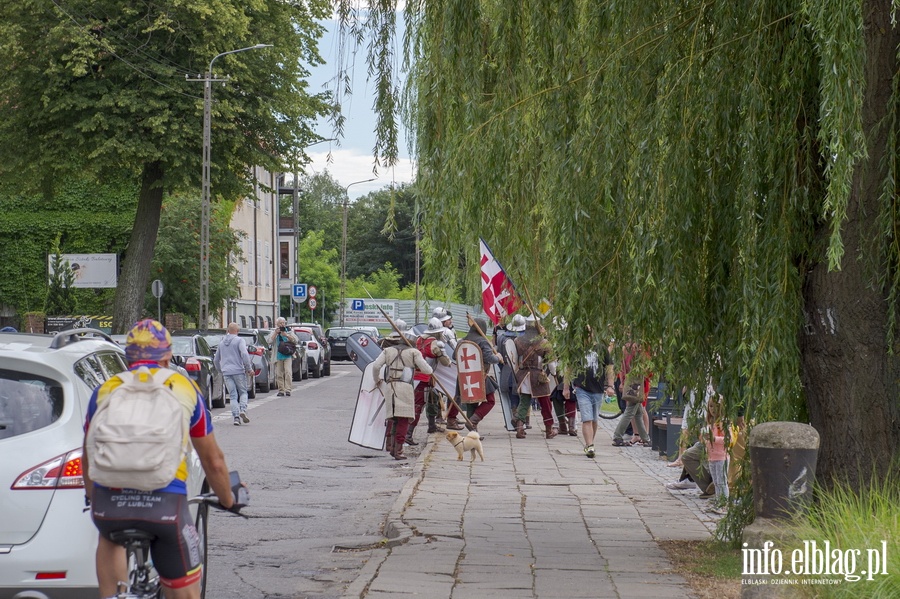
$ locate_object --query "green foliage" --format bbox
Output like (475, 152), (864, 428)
(786, 470), (900, 596)
(294, 170), (345, 256)
(296, 230), (340, 321)
(0, 0), (332, 198)
(45, 240), (77, 315)
(0, 179), (136, 316)
(150, 193), (242, 319)
(346, 185), (419, 285)
(341, 0), (899, 423)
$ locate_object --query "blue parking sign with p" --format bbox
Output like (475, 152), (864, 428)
(351, 299), (365, 311)
(292, 284), (307, 298)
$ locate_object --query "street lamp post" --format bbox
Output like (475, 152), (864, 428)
(339, 178), (376, 326)
(193, 43), (271, 333)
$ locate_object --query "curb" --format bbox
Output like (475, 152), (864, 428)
(382, 433), (439, 546)
(342, 434), (439, 599)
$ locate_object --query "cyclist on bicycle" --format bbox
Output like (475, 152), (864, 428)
(83, 319), (237, 599)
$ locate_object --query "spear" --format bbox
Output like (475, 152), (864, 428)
(362, 288), (474, 428)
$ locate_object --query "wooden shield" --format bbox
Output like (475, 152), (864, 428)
(456, 339), (486, 403)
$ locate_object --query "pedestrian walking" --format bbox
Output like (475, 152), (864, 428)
(213, 322), (255, 426)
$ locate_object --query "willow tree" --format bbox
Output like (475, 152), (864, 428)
(342, 0), (900, 489)
(0, 0), (331, 332)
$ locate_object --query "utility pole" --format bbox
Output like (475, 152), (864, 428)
(188, 43), (271, 333)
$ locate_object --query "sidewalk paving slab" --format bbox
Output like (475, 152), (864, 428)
(343, 410), (721, 599)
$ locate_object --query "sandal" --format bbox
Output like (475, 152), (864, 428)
(611, 439), (631, 447)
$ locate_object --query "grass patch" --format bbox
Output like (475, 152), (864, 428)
(659, 539), (741, 599)
(784, 471), (900, 598)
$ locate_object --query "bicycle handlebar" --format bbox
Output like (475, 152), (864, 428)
(189, 493), (248, 517)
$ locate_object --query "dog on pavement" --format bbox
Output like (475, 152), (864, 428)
(446, 430), (484, 462)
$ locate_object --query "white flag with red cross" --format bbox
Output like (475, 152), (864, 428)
(479, 238), (523, 325)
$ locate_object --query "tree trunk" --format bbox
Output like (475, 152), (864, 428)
(111, 162), (165, 334)
(800, 0), (900, 488)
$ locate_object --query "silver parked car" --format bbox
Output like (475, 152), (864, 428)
(0, 328), (206, 598)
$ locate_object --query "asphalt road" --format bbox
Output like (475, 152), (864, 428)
(204, 361), (410, 599)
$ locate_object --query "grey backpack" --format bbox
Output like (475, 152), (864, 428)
(86, 367), (190, 491)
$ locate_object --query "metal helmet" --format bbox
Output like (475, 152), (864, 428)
(432, 306), (448, 321)
(509, 314), (527, 332)
(395, 319), (408, 332)
(425, 317), (445, 336)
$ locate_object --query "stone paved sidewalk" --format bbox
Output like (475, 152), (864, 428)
(344, 411), (721, 599)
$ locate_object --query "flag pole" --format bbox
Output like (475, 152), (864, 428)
(362, 287), (475, 428)
(519, 282), (546, 335)
(466, 312), (501, 359)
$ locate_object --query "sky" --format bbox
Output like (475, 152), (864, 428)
(303, 16), (415, 200)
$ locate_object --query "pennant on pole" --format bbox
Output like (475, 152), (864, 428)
(479, 238), (523, 325)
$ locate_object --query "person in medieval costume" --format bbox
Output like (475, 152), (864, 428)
(512, 315), (557, 439)
(454, 315), (501, 433)
(372, 329), (433, 460)
(408, 317), (453, 442)
(496, 314), (526, 424)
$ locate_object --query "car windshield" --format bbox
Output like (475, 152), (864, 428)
(294, 331), (313, 342)
(170, 337), (196, 355)
(0, 370), (64, 440)
(327, 328), (356, 338)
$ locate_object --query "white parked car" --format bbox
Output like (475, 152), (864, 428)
(290, 326), (326, 378)
(0, 328), (205, 598)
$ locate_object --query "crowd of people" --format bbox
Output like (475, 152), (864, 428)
(370, 307), (739, 511)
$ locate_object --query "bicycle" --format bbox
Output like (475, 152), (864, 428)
(108, 492), (246, 599)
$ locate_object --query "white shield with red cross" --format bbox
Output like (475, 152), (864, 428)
(456, 339), (486, 403)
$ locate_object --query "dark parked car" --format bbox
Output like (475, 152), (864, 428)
(168, 333), (226, 410)
(260, 328), (308, 381)
(175, 328), (274, 398)
(325, 327), (358, 361)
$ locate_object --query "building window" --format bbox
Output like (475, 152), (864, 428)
(280, 242), (290, 280)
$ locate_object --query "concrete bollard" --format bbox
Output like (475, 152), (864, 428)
(749, 422), (819, 519)
(741, 422), (820, 598)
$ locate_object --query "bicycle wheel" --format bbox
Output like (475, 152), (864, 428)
(195, 500), (209, 599)
(598, 408), (624, 420)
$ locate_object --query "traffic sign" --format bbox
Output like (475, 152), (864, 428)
(292, 283), (307, 304)
(151, 279), (164, 299)
(309, 298), (317, 310)
(308, 285), (317, 298)
(351, 299), (365, 311)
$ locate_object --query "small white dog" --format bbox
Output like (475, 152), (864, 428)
(446, 430), (484, 462)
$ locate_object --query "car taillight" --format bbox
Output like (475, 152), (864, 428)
(307, 342), (318, 350)
(12, 449), (85, 490)
(248, 346), (264, 356)
(184, 357), (202, 372)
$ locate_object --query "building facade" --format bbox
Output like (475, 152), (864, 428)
(226, 166), (280, 330)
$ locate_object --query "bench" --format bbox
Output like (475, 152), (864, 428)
(652, 415), (683, 461)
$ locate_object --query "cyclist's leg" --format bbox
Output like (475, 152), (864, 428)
(147, 494), (204, 598)
(95, 535), (127, 598)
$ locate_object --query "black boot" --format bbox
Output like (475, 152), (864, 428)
(406, 425), (419, 446)
(427, 414), (445, 433)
